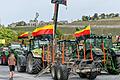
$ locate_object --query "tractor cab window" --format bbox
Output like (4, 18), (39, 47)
(34, 40), (39, 48)
(32, 39), (49, 49)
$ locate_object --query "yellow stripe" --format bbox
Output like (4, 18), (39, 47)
(21, 32), (29, 36)
(33, 25), (54, 32)
(75, 26), (90, 34)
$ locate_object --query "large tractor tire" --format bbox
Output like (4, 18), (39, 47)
(116, 56), (120, 73)
(56, 65), (69, 80)
(26, 53), (43, 74)
(51, 64), (58, 80)
(17, 56), (26, 72)
(106, 55), (118, 74)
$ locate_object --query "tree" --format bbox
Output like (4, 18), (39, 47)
(0, 27), (17, 45)
(109, 13), (115, 18)
(93, 13), (99, 20)
(114, 13), (119, 17)
(76, 27), (80, 31)
(99, 13), (105, 19)
(106, 14), (109, 18)
(56, 28), (64, 39)
(82, 16), (88, 21)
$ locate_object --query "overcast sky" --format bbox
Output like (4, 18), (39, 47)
(0, 0), (120, 25)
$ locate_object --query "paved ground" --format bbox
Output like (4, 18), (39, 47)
(0, 65), (120, 80)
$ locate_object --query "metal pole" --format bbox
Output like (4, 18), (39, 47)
(52, 3), (59, 63)
(54, 3), (59, 37)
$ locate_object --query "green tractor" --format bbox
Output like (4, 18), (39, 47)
(51, 39), (101, 80)
(76, 36), (104, 74)
(86, 35), (120, 74)
(101, 36), (120, 74)
(26, 37), (49, 73)
(16, 36), (50, 73)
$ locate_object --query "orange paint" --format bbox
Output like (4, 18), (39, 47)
(62, 43), (65, 64)
(102, 42), (106, 64)
(47, 44), (50, 64)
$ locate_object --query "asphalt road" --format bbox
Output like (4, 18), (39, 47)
(0, 65), (120, 80)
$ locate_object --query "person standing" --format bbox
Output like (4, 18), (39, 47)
(8, 52), (16, 79)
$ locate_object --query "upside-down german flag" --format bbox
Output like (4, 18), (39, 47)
(32, 25), (54, 37)
(74, 26), (91, 38)
(18, 32), (29, 39)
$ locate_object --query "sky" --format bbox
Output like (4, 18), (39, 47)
(0, 0), (120, 25)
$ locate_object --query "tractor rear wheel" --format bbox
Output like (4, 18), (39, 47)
(56, 65), (69, 80)
(106, 55), (118, 74)
(116, 56), (120, 73)
(51, 64), (58, 80)
(26, 53), (42, 74)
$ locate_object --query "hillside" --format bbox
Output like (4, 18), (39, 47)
(9, 25), (120, 36)
(70, 17), (120, 25)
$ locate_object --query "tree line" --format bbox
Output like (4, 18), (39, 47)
(82, 13), (120, 21)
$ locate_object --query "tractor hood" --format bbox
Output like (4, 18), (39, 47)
(32, 48), (42, 58)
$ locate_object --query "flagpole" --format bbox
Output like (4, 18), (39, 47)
(52, 2), (59, 63)
(54, 3), (59, 38)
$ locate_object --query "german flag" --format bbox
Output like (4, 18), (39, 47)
(18, 32), (29, 39)
(32, 25), (54, 37)
(74, 26), (91, 38)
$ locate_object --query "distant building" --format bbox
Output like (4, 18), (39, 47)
(8, 21), (26, 27)
(27, 20), (38, 26)
(58, 20), (68, 24)
(8, 20), (69, 27)
(8, 23), (17, 27)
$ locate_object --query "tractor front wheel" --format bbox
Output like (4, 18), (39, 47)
(26, 53), (42, 74)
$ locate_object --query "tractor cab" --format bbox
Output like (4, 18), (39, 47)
(87, 35), (120, 74)
(28, 37), (50, 58)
